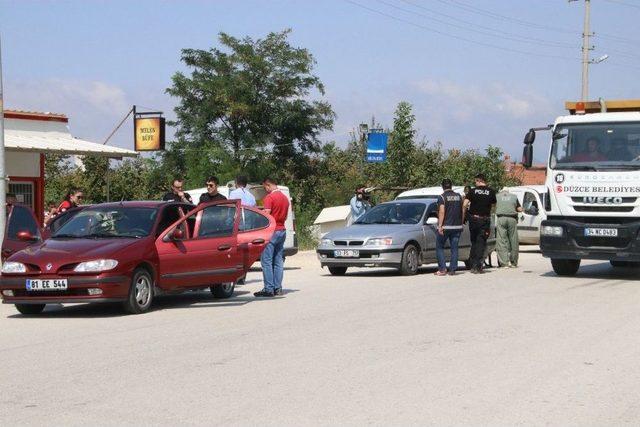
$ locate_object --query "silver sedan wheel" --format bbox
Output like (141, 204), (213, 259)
(406, 247), (418, 271)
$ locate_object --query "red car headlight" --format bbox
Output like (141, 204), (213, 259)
(74, 259), (119, 272)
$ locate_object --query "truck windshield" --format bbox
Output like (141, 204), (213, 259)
(550, 122), (640, 170)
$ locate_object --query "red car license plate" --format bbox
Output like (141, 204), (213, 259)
(26, 279), (68, 291)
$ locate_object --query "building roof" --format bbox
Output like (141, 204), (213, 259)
(3, 110), (138, 158)
(4, 110), (68, 122)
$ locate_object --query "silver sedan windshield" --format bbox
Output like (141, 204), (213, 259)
(354, 202), (427, 225)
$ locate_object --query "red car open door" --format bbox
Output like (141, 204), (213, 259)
(236, 206), (276, 269)
(2, 204), (42, 261)
(155, 200), (245, 290)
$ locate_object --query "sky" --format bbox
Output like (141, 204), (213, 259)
(2, 0), (640, 162)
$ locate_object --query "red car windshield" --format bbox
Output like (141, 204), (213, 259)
(52, 207), (158, 239)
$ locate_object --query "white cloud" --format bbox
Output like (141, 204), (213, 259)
(4, 79), (175, 150)
(415, 79), (551, 120)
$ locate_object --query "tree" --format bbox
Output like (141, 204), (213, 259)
(166, 29), (335, 184)
(386, 102), (417, 187)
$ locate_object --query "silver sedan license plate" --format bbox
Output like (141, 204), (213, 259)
(26, 279), (68, 291)
(334, 249), (360, 258)
(584, 228), (618, 237)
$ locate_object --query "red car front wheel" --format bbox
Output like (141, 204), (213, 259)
(123, 268), (154, 314)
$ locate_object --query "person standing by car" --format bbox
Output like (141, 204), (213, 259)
(254, 177), (289, 298)
(495, 188), (522, 268)
(198, 176), (227, 205)
(435, 179), (465, 276)
(57, 189), (83, 213)
(229, 175), (256, 206)
(349, 185), (371, 223)
(162, 178), (193, 204)
(463, 174), (496, 274)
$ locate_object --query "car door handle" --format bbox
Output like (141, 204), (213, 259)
(251, 238), (265, 244)
(217, 244), (232, 251)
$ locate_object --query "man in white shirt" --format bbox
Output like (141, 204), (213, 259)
(229, 175), (256, 206)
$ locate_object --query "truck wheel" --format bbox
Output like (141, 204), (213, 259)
(328, 266), (348, 276)
(123, 268), (154, 314)
(15, 304), (46, 315)
(399, 244), (419, 276)
(551, 259), (580, 276)
(610, 260), (640, 268)
(211, 282), (235, 299)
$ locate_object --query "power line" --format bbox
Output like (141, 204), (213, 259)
(602, 0), (640, 10)
(435, 0), (640, 46)
(344, 0), (580, 61)
(383, 0), (577, 49)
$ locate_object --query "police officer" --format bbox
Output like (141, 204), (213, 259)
(435, 179), (465, 276)
(495, 187), (522, 268)
(463, 173), (496, 274)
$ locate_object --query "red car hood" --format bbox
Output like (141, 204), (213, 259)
(9, 237), (142, 271)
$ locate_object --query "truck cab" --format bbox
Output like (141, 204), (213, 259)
(523, 100), (640, 275)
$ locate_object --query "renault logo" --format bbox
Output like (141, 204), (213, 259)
(46, 263), (52, 271)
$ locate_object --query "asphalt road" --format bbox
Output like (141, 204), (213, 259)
(2, 248), (640, 426)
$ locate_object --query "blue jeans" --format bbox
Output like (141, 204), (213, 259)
(436, 229), (462, 273)
(261, 230), (286, 292)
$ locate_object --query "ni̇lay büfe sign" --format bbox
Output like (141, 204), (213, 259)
(134, 117), (165, 151)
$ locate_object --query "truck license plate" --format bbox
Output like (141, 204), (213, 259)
(584, 228), (618, 237)
(334, 250), (359, 258)
(26, 279), (68, 291)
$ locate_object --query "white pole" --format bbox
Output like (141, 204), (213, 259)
(581, 0), (591, 101)
(0, 34), (6, 251)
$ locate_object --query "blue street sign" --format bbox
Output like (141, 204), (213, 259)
(366, 131), (388, 163)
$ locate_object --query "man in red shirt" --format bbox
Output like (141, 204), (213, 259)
(254, 177), (290, 297)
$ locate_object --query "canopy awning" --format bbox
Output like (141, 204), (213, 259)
(3, 113), (138, 158)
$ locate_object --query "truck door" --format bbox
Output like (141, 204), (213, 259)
(518, 191), (541, 244)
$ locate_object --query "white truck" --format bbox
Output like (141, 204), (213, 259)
(522, 99), (640, 275)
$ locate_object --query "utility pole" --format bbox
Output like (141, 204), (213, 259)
(0, 34), (6, 248)
(580, 0), (592, 101)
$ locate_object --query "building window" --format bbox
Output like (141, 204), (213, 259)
(8, 182), (34, 209)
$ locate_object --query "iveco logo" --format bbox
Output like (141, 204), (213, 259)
(582, 196), (623, 204)
(46, 263), (52, 271)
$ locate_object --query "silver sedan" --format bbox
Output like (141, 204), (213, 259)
(316, 198), (494, 275)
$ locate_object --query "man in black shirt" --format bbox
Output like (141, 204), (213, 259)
(463, 173), (496, 274)
(162, 178), (193, 204)
(199, 176), (227, 205)
(435, 179), (465, 276)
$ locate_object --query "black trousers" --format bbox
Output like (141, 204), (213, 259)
(469, 217), (491, 270)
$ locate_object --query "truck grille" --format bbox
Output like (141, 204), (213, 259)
(573, 206), (634, 213)
(574, 236), (629, 248)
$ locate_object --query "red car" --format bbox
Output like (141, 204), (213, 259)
(0, 200), (274, 315)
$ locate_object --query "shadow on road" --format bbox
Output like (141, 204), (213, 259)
(321, 265), (494, 278)
(5, 289), (300, 319)
(540, 262), (640, 282)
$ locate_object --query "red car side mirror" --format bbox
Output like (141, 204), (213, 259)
(170, 228), (184, 240)
(17, 230), (38, 242)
